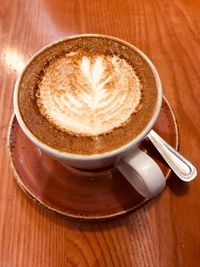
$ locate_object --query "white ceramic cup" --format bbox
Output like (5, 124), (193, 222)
(14, 34), (166, 199)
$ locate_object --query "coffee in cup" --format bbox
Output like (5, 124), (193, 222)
(17, 35), (157, 155)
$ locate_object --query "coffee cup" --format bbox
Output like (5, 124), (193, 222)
(14, 34), (165, 199)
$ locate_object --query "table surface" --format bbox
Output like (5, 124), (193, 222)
(0, 0), (200, 266)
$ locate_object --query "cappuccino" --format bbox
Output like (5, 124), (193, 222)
(18, 36), (157, 155)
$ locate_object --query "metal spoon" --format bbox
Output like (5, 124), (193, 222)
(147, 130), (197, 182)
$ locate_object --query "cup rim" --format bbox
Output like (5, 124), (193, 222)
(14, 33), (162, 161)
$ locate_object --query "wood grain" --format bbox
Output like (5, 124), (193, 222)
(0, 0), (200, 266)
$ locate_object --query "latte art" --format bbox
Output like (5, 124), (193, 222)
(36, 52), (142, 136)
(18, 36), (158, 155)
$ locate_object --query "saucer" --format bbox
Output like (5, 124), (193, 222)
(8, 97), (178, 221)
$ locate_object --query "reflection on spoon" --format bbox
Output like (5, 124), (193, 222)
(148, 130), (197, 182)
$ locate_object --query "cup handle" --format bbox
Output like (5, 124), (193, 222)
(115, 148), (166, 199)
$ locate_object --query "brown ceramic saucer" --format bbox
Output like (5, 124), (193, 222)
(8, 97), (178, 221)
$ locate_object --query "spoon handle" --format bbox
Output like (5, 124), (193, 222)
(148, 130), (197, 182)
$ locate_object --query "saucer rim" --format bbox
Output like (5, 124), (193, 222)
(7, 96), (179, 221)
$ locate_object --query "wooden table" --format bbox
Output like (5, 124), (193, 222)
(0, 0), (199, 266)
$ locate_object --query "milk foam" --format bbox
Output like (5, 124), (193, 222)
(36, 52), (142, 136)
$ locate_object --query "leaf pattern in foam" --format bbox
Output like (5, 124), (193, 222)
(36, 53), (142, 136)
